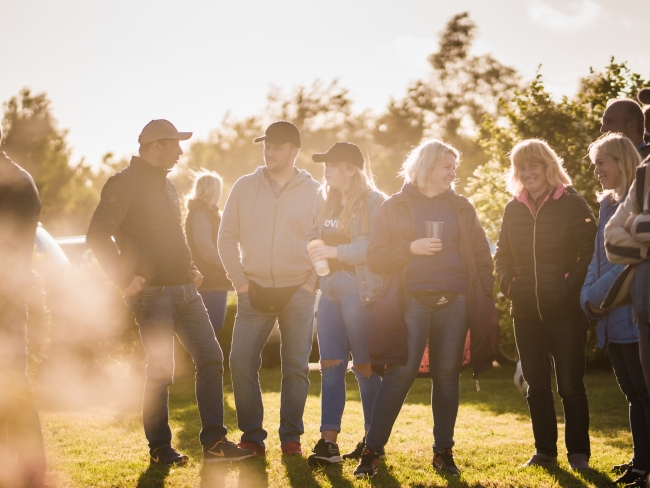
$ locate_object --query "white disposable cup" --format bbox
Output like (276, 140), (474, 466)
(307, 239), (330, 276)
(425, 221), (444, 239)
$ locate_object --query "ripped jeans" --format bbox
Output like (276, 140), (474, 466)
(317, 271), (382, 432)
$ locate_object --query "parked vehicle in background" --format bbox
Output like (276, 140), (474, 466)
(34, 224), (69, 266)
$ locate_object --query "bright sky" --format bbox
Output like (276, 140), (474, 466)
(1, 0), (647, 167)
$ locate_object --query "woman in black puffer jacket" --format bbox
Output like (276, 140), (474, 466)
(494, 139), (597, 470)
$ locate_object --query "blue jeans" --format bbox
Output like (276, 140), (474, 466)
(365, 295), (469, 452)
(0, 299), (46, 484)
(230, 286), (317, 446)
(126, 284), (226, 449)
(608, 342), (650, 470)
(199, 290), (228, 334)
(514, 315), (590, 458)
(318, 271), (382, 432)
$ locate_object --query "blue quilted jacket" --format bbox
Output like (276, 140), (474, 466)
(580, 195), (637, 348)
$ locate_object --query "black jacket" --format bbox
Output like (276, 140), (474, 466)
(495, 186), (597, 322)
(87, 157), (195, 288)
(185, 199), (231, 290)
(0, 152), (41, 299)
(366, 187), (500, 377)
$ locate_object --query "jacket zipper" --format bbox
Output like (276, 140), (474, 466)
(532, 213), (543, 321)
(270, 197), (278, 287)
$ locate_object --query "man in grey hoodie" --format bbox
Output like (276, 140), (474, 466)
(218, 121), (321, 456)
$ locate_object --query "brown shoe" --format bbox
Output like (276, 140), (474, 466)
(281, 441), (303, 456)
(522, 453), (558, 468)
(237, 441), (265, 457)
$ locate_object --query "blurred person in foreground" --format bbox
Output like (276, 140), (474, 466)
(0, 127), (47, 486)
(87, 120), (254, 465)
(353, 139), (499, 478)
(601, 99), (650, 160)
(580, 134), (646, 485)
(184, 170), (232, 335)
(305, 142), (385, 466)
(218, 121), (321, 456)
(495, 139), (597, 470)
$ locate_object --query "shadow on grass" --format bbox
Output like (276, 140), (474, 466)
(135, 463), (170, 488)
(402, 365), (630, 435)
(282, 454), (321, 487)
(310, 462), (355, 488)
(200, 457), (270, 487)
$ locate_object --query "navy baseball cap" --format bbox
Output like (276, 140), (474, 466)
(254, 121), (301, 147)
(312, 142), (364, 170)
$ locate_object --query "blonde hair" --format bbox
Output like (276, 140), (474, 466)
(185, 169), (223, 208)
(318, 162), (384, 236)
(398, 139), (460, 189)
(589, 133), (642, 202)
(506, 139), (572, 196)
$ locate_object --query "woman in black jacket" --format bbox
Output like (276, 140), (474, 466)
(353, 139), (499, 479)
(494, 139), (597, 470)
(184, 171), (232, 334)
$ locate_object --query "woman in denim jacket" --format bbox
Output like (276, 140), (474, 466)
(305, 142), (385, 466)
(581, 133), (647, 484)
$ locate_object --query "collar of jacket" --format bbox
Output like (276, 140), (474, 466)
(394, 183), (472, 211)
(254, 165), (313, 192)
(187, 198), (219, 215)
(129, 156), (170, 184)
(515, 184), (566, 206)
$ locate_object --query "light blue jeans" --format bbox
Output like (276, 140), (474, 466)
(230, 286), (317, 446)
(365, 294), (468, 452)
(318, 271), (382, 432)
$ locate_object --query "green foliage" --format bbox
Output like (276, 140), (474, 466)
(0, 88), (111, 235)
(467, 60), (649, 363)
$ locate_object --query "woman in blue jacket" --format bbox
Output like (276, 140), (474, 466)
(580, 133), (647, 484)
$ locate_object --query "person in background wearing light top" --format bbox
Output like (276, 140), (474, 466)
(580, 133), (646, 485)
(354, 139), (498, 478)
(185, 170), (232, 335)
(305, 142), (385, 466)
(494, 139), (596, 470)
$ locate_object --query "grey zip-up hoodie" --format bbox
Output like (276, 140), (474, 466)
(218, 166), (322, 290)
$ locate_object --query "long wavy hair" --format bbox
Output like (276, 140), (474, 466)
(318, 163), (384, 236)
(589, 133), (642, 202)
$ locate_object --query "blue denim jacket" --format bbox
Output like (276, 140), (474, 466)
(580, 195), (637, 348)
(308, 190), (385, 303)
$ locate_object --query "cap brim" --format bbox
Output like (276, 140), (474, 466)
(639, 88), (650, 105)
(169, 132), (192, 141)
(254, 136), (266, 143)
(312, 153), (329, 163)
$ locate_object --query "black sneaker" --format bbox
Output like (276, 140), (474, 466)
(150, 446), (188, 466)
(204, 437), (256, 463)
(615, 466), (647, 484)
(342, 437), (365, 460)
(353, 448), (382, 478)
(433, 448), (460, 476)
(308, 439), (342, 466)
(612, 461), (632, 474)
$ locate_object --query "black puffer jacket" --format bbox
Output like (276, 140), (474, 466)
(495, 186), (597, 322)
(87, 157), (195, 288)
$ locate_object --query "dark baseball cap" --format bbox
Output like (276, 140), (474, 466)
(254, 121), (301, 147)
(312, 142), (364, 169)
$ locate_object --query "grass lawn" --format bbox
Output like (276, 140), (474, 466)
(42, 364), (631, 487)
